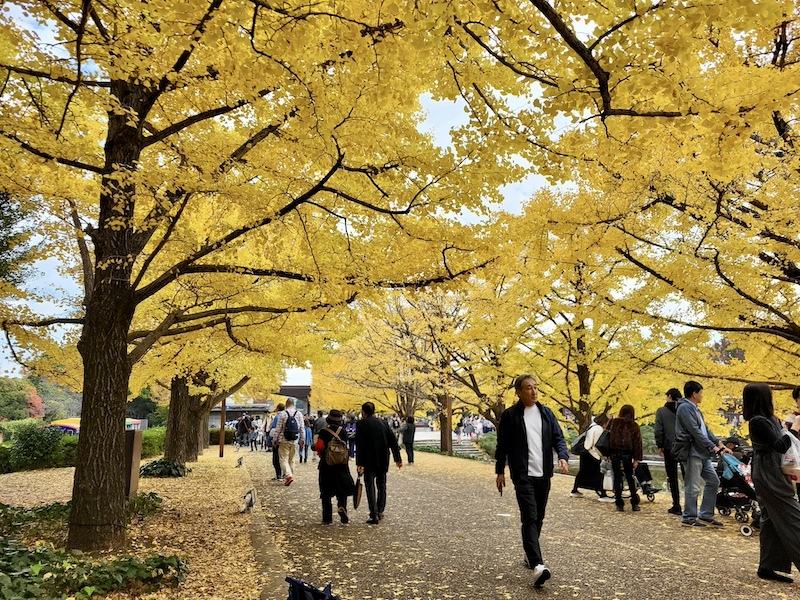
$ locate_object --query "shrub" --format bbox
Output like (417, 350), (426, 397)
(0, 418), (44, 443)
(9, 423), (64, 471)
(125, 492), (163, 523)
(208, 428), (235, 445)
(141, 427), (166, 458)
(476, 432), (497, 459)
(0, 444), (11, 474)
(53, 435), (79, 468)
(0, 536), (188, 599)
(139, 459), (190, 478)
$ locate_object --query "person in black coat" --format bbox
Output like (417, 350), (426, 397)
(495, 375), (569, 589)
(314, 409), (355, 524)
(355, 401), (402, 524)
(401, 416), (416, 465)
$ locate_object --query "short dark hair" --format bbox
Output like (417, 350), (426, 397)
(362, 401), (375, 417)
(666, 388), (682, 401)
(792, 386), (800, 400)
(514, 375), (536, 391)
(276, 403), (285, 411)
(743, 383), (774, 421)
(594, 414), (609, 427)
(618, 405), (635, 420)
(684, 381), (703, 399)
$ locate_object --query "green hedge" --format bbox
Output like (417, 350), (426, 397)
(0, 444), (11, 474)
(9, 423), (64, 471)
(141, 427), (165, 459)
(475, 432), (497, 459)
(0, 418), (45, 442)
(208, 428), (235, 445)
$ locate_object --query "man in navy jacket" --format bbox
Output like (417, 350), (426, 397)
(495, 375), (569, 588)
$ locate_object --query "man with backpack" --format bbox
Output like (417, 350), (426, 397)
(273, 398), (306, 486)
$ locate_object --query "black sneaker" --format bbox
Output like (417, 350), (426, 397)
(338, 507), (349, 524)
(366, 517), (380, 525)
(667, 506), (682, 515)
(631, 505), (641, 512)
(698, 518), (723, 527)
(682, 520), (706, 528)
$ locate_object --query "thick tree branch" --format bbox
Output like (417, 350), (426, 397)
(0, 131), (106, 173)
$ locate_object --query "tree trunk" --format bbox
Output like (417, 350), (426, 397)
(68, 271), (135, 551)
(197, 413), (210, 454)
(164, 376), (192, 464)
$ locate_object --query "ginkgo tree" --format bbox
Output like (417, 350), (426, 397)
(0, 1), (508, 551)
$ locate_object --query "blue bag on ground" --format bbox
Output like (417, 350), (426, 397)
(286, 576), (341, 600)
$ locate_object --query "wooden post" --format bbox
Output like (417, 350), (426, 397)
(445, 390), (453, 456)
(219, 400), (226, 458)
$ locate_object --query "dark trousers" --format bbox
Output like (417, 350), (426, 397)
(272, 446), (282, 478)
(364, 470), (388, 518)
(322, 493), (348, 523)
(611, 453), (639, 507)
(404, 443), (414, 464)
(663, 448), (684, 509)
(513, 475), (551, 568)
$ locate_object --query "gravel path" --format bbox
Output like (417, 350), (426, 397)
(246, 449), (798, 600)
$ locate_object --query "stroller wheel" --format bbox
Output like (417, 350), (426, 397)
(718, 507), (731, 516)
(740, 524), (753, 537)
(647, 493), (655, 502)
(735, 511), (749, 523)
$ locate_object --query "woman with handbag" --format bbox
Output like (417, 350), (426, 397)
(314, 409), (356, 524)
(569, 414), (613, 502)
(742, 383), (800, 583)
(607, 405), (643, 512)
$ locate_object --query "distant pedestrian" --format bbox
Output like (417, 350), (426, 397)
(299, 415), (312, 463)
(312, 410), (327, 462)
(743, 382), (800, 583)
(495, 374), (569, 589)
(268, 404), (284, 480)
(274, 399), (305, 486)
(655, 387), (685, 515)
(355, 401), (402, 524)
(401, 416), (416, 465)
(345, 414), (357, 458)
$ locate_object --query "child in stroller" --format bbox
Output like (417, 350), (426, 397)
(716, 451), (761, 536)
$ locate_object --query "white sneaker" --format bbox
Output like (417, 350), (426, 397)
(532, 564), (551, 587)
(569, 491), (583, 498)
(598, 496), (616, 503)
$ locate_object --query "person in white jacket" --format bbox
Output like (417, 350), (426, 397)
(570, 414), (613, 501)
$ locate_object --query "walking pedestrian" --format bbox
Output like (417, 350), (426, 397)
(743, 382), (800, 583)
(401, 416), (416, 465)
(315, 409), (356, 524)
(570, 414), (612, 501)
(355, 401), (402, 524)
(268, 404), (284, 480)
(274, 399), (305, 486)
(495, 374), (569, 588)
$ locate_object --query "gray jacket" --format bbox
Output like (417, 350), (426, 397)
(654, 402), (678, 450)
(674, 398), (719, 459)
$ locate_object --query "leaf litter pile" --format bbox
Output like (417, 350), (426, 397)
(0, 450), (263, 600)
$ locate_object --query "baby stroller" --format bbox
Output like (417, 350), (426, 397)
(634, 462), (660, 502)
(286, 577), (341, 600)
(716, 453), (761, 537)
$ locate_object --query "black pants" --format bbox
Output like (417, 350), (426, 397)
(513, 474), (551, 568)
(322, 493), (348, 523)
(364, 470), (388, 518)
(663, 448), (684, 509)
(404, 443), (414, 464)
(611, 453), (640, 507)
(272, 446), (282, 478)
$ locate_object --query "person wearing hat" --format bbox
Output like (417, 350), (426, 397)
(314, 409), (356, 524)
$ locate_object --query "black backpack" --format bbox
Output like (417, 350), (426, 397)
(284, 410), (300, 441)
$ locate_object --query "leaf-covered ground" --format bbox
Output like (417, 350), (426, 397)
(0, 451), (264, 600)
(3, 449), (799, 599)
(250, 451), (799, 600)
